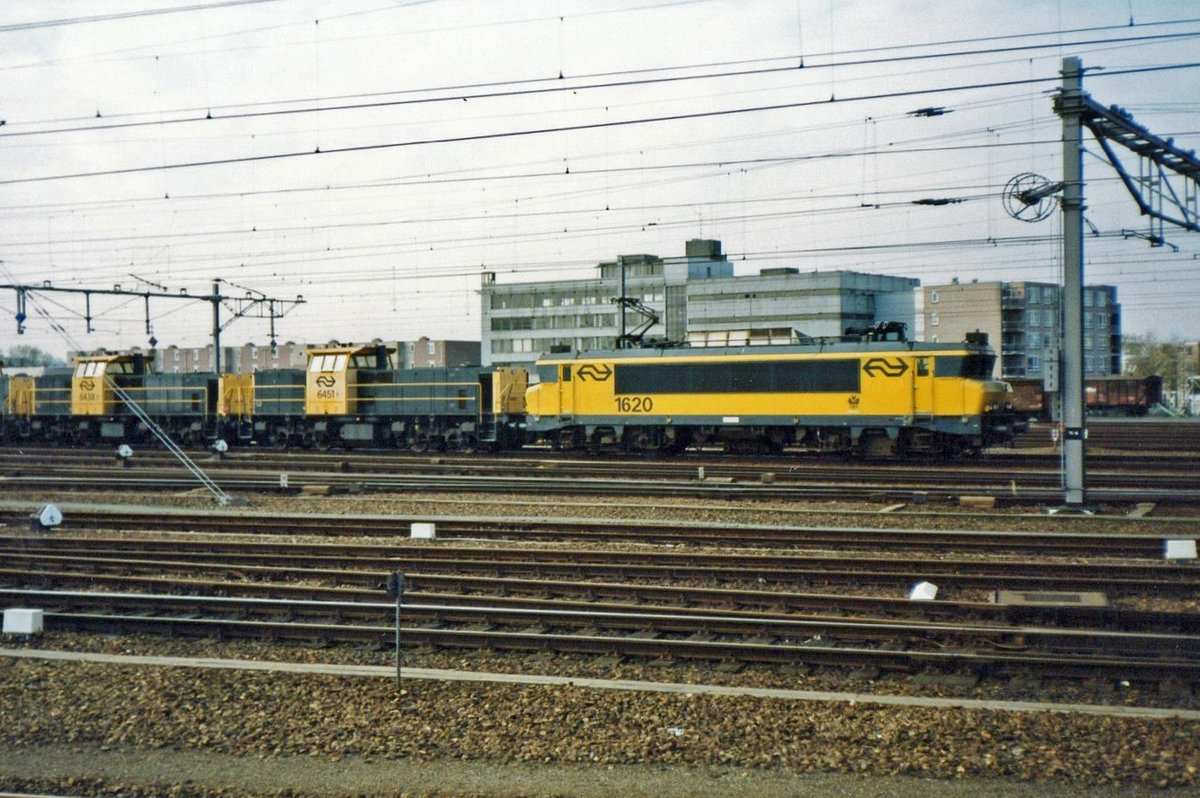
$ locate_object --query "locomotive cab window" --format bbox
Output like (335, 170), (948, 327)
(916, 358), (930, 377)
(75, 361), (105, 378)
(934, 354), (996, 379)
(309, 354), (347, 372)
(561, 366), (571, 381)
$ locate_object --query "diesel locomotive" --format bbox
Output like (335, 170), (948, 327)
(218, 343), (528, 451)
(2, 327), (1013, 456)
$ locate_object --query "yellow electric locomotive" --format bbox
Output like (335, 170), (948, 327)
(526, 326), (1012, 456)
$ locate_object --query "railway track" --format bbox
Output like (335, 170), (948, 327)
(3, 444), (1197, 477)
(2, 460), (1197, 504)
(0, 507), (1189, 556)
(1014, 418), (1200, 451)
(6, 528), (1200, 672)
(3, 495), (1198, 682)
(3, 430), (1198, 505)
(5, 537), (1195, 595)
(4, 585), (1197, 680)
(6, 562), (1196, 633)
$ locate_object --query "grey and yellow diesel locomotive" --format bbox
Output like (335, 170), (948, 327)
(218, 344), (527, 451)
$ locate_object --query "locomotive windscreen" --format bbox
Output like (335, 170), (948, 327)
(614, 359), (860, 394)
(934, 354), (996, 379)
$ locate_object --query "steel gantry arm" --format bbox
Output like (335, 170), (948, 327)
(1057, 92), (1200, 245)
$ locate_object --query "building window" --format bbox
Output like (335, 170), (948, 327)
(930, 290), (939, 303)
(930, 312), (939, 326)
(1028, 356), (1041, 372)
(1043, 310), (1055, 327)
(1028, 286), (1039, 304)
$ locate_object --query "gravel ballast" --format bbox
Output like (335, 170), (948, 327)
(3, 488), (1199, 796)
(2, 649), (1198, 796)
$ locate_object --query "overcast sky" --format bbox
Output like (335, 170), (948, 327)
(1, 0), (1198, 359)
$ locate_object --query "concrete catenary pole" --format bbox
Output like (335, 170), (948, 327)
(1059, 57), (1087, 507)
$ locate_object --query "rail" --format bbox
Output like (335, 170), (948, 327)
(5, 589), (1197, 680)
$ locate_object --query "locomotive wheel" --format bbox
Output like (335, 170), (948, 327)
(624, 427), (661, 453)
(857, 430), (897, 458)
(409, 431), (436, 453)
(553, 427), (585, 451)
(444, 429), (477, 452)
(624, 426), (687, 456)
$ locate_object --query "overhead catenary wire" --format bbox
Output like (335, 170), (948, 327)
(0, 1), (287, 34)
(6, 62), (1200, 188)
(3, 4), (1197, 353)
(5, 28), (1200, 140)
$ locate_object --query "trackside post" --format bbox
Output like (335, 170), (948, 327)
(387, 571), (405, 687)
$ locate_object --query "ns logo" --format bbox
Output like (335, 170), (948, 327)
(315, 373), (339, 399)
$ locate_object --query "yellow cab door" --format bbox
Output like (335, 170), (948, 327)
(218, 373), (255, 418)
(558, 363), (575, 417)
(913, 356), (934, 419)
(7, 375), (35, 417)
(72, 358), (113, 415)
(492, 367), (528, 416)
(556, 360), (585, 417)
(306, 350), (352, 415)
